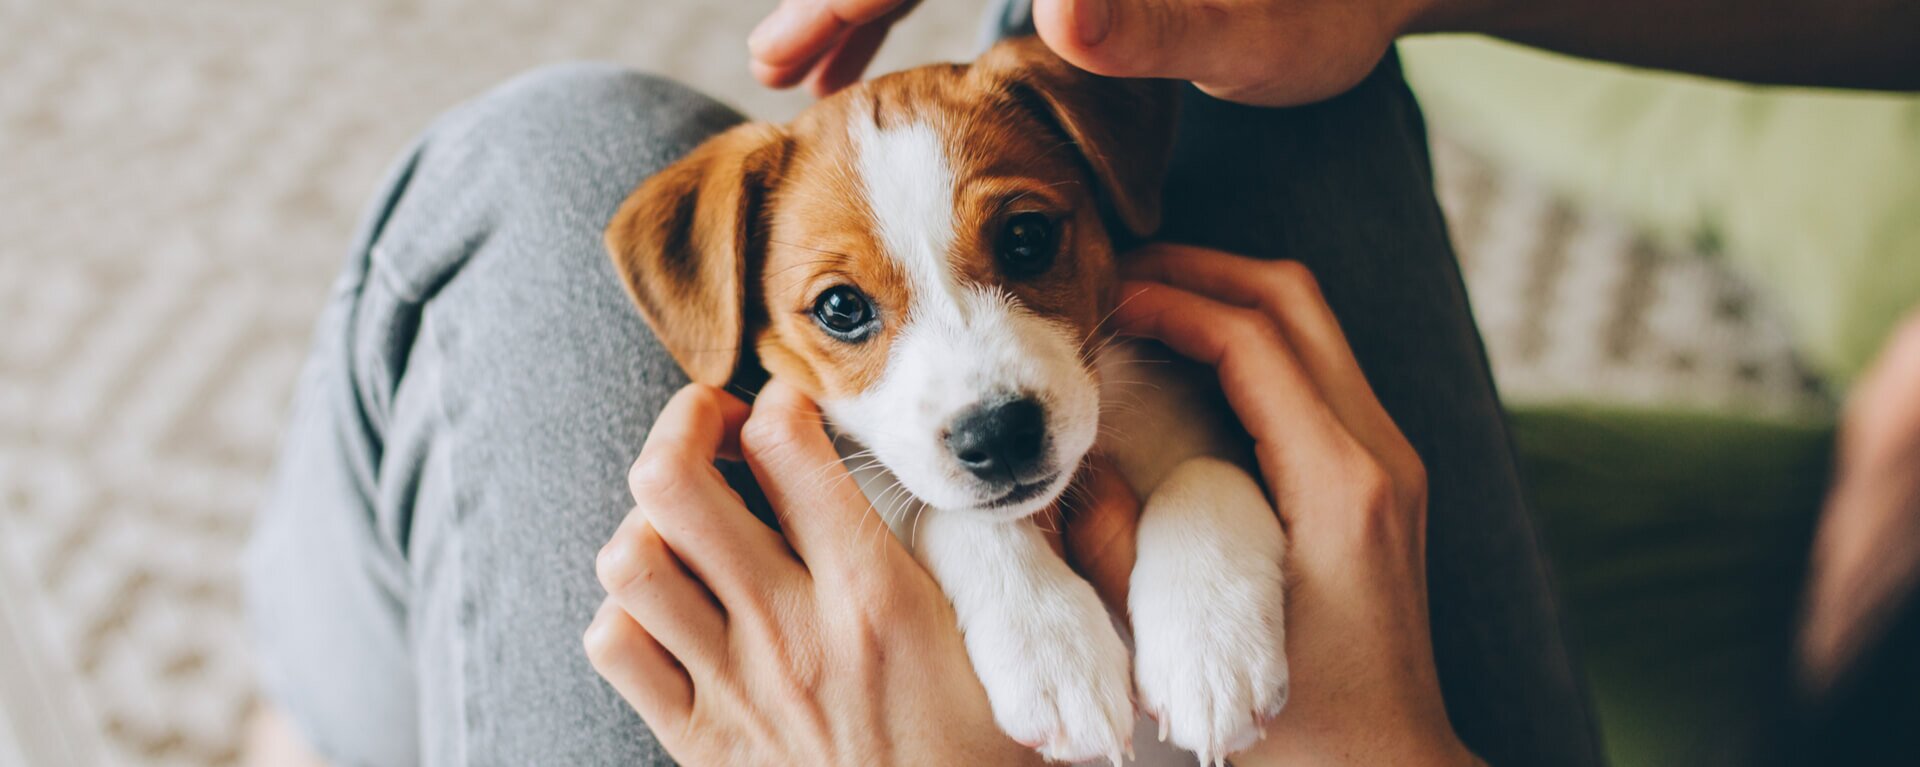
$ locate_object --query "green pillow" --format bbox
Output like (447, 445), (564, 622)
(1509, 405), (1831, 765)
(1401, 36), (1920, 385)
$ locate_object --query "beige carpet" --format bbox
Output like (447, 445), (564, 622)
(0, 1), (1825, 765)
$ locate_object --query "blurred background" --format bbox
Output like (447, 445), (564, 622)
(2, 0), (1914, 765)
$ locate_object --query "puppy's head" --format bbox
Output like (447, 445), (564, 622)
(608, 38), (1177, 519)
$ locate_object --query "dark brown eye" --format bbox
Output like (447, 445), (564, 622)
(812, 285), (875, 340)
(998, 212), (1056, 279)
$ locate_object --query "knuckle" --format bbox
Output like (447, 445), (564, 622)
(1223, 307), (1273, 344)
(1396, 453), (1429, 507)
(680, 383), (727, 420)
(1337, 447), (1422, 550)
(1372, 433), (1430, 513)
(1262, 260), (1325, 308)
(1265, 258), (1319, 292)
(1342, 448), (1397, 512)
(741, 410), (808, 459)
(581, 610), (629, 667)
(627, 456), (688, 501)
(595, 531), (653, 594)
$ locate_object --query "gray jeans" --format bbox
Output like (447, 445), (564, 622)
(245, 40), (1602, 767)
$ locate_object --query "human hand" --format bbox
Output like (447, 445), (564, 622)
(1801, 310), (1920, 692)
(1101, 243), (1481, 765)
(1029, 0), (1437, 106)
(748, 0), (1449, 106)
(583, 380), (1138, 766)
(747, 0), (921, 96)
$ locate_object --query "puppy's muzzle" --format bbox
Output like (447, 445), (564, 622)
(945, 395), (1050, 486)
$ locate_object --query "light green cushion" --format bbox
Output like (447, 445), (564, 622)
(1402, 36), (1920, 385)
(1509, 405), (1831, 765)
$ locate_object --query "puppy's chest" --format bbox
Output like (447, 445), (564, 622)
(1090, 341), (1253, 497)
(834, 339), (1249, 537)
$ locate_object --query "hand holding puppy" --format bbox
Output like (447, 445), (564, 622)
(1101, 244), (1480, 766)
(587, 245), (1478, 765)
(749, 0), (1414, 106)
(584, 380), (1062, 766)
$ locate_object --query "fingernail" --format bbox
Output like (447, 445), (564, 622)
(1075, 0), (1111, 46)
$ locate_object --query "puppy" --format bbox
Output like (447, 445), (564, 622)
(607, 37), (1288, 765)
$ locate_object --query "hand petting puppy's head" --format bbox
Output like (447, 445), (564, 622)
(608, 37), (1177, 519)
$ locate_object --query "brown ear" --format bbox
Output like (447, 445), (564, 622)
(974, 36), (1179, 237)
(605, 123), (787, 387)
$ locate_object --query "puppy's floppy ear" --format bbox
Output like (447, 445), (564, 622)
(606, 123), (787, 387)
(974, 36), (1178, 237)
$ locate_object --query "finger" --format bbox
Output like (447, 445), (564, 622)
(749, 0), (845, 75)
(1031, 0), (1279, 85)
(1122, 247), (1364, 398)
(804, 11), (896, 97)
(1061, 454), (1140, 614)
(584, 598), (692, 732)
(1122, 247), (1409, 466)
(632, 386), (801, 601)
(749, 0), (908, 71)
(752, 56), (820, 90)
(597, 513), (728, 671)
(637, 384), (748, 467)
(1112, 281), (1374, 525)
(742, 378), (905, 576)
(1841, 309), (1920, 463)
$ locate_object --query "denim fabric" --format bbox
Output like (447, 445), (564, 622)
(245, 18), (1600, 767)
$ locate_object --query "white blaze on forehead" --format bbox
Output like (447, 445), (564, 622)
(830, 108), (1102, 516)
(850, 114), (966, 314)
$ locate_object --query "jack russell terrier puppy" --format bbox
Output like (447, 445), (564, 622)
(606, 37), (1288, 766)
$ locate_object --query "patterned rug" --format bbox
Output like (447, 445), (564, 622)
(0, 1), (1827, 765)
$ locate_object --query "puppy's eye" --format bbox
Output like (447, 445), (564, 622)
(997, 212), (1056, 279)
(812, 285), (875, 340)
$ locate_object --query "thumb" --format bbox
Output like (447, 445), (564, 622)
(742, 378), (905, 574)
(1032, 0), (1271, 84)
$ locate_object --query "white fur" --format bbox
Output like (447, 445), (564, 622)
(1099, 343), (1291, 766)
(1130, 460), (1289, 762)
(849, 118), (961, 314)
(825, 115), (1097, 518)
(915, 510), (1136, 764)
(822, 109), (1288, 766)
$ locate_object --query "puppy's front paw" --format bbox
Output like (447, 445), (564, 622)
(968, 573), (1134, 764)
(1131, 458), (1289, 765)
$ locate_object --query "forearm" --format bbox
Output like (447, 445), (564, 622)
(1411, 0), (1920, 91)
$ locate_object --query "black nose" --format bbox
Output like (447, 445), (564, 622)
(945, 397), (1047, 481)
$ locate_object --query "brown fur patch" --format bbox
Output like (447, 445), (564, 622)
(607, 38), (1174, 400)
(749, 56), (1140, 403)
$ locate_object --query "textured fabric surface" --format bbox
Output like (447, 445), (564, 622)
(0, 1), (1827, 765)
(245, 64), (744, 767)
(1432, 134), (1831, 420)
(1511, 408), (1830, 766)
(0, 2), (988, 766)
(1406, 35), (1920, 385)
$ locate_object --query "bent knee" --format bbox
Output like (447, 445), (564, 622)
(446, 62), (742, 161)
(487, 63), (721, 125)
(364, 62), (745, 295)
(416, 62), (745, 212)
